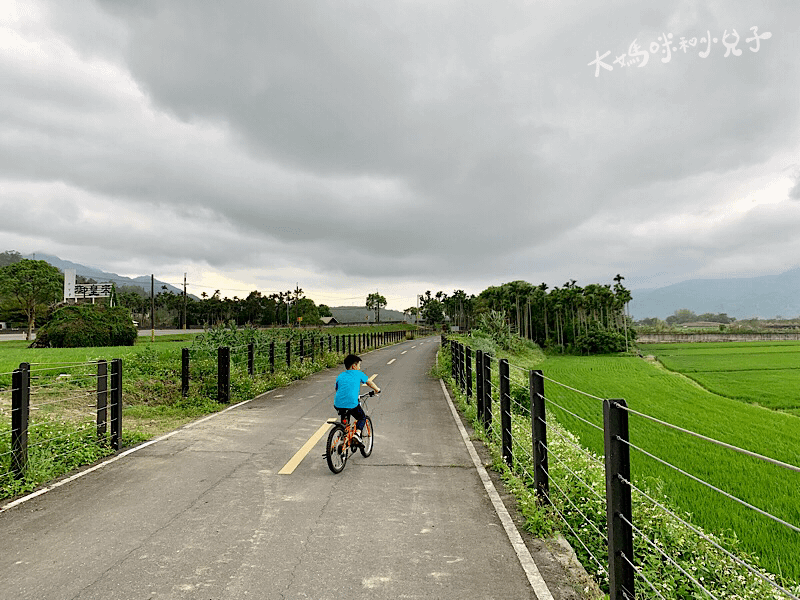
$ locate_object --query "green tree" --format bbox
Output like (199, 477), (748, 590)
(366, 292), (387, 323)
(294, 297), (322, 325)
(0, 259), (63, 340)
(666, 309), (697, 325)
(419, 291), (445, 326)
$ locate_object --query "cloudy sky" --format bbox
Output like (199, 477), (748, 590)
(1, 1), (798, 310)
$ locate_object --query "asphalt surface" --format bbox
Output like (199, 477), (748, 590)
(0, 337), (584, 600)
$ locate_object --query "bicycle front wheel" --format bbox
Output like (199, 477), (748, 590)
(360, 416), (373, 458)
(326, 425), (348, 474)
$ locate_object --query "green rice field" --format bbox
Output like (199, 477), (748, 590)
(642, 341), (800, 417)
(540, 343), (800, 583)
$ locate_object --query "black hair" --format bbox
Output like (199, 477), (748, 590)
(344, 354), (361, 369)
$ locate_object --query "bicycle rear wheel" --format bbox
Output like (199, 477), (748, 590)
(360, 416), (373, 457)
(326, 425), (348, 473)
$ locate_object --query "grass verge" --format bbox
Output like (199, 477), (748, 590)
(437, 338), (800, 598)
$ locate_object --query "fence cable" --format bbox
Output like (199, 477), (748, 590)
(541, 441), (605, 503)
(613, 402), (800, 474)
(619, 513), (721, 600)
(29, 376), (99, 389)
(619, 437), (800, 534)
(25, 422), (97, 450)
(28, 362), (99, 372)
(540, 487), (609, 577)
(619, 552), (667, 600)
(30, 390), (98, 408)
(541, 463), (608, 543)
(542, 394), (604, 433)
(515, 438), (535, 464)
(540, 373), (606, 402)
(620, 475), (800, 600)
(542, 418), (605, 468)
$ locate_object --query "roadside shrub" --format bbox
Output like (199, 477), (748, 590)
(574, 324), (627, 354)
(34, 304), (137, 348)
(475, 310), (515, 350)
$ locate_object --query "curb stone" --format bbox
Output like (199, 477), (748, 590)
(444, 380), (604, 600)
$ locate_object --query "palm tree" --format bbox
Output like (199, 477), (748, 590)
(538, 283), (549, 343)
(613, 274), (632, 351)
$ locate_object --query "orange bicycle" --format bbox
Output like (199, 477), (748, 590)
(325, 390), (375, 474)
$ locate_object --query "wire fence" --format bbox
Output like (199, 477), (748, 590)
(1, 359), (122, 498)
(442, 336), (800, 600)
(2, 326), (434, 501)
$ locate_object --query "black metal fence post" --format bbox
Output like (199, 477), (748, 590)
(299, 338), (305, 362)
(97, 359), (108, 440)
(476, 350), (484, 417)
(465, 347), (472, 402)
(11, 363), (30, 479)
(459, 343), (465, 392)
(500, 358), (512, 468)
(269, 341), (275, 374)
(530, 370), (549, 503)
(286, 340), (291, 368)
(218, 346), (230, 404)
(181, 347), (190, 397)
(604, 398), (635, 600)
(110, 358), (122, 451)
(457, 342), (462, 389)
(248, 343), (255, 376)
(483, 353), (493, 432)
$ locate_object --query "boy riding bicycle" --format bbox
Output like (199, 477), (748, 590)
(334, 354), (380, 447)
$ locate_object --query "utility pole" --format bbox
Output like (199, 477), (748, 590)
(150, 274), (155, 342)
(183, 273), (187, 330)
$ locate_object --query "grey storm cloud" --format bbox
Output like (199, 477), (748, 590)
(2, 0), (799, 300)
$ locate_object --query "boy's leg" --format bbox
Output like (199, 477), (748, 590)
(349, 405), (367, 447)
(350, 405), (367, 433)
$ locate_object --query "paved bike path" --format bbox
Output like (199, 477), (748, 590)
(0, 337), (570, 599)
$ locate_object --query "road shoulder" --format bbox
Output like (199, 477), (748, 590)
(440, 378), (603, 600)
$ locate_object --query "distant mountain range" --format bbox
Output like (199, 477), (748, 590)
(629, 267), (800, 320)
(24, 253), (187, 297)
(329, 306), (409, 324)
(27, 252), (797, 321)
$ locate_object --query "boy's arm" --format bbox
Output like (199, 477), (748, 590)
(366, 379), (380, 393)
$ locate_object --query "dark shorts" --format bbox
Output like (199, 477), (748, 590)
(337, 404), (367, 432)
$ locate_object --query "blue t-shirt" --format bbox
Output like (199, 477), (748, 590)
(334, 369), (369, 409)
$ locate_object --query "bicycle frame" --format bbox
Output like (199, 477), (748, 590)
(325, 391), (374, 473)
(329, 395), (369, 448)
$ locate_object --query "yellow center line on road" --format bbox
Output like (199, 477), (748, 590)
(278, 422), (333, 475)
